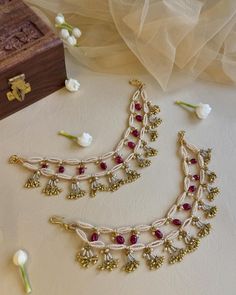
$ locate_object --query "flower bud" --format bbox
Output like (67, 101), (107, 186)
(72, 27), (82, 38)
(60, 28), (70, 39)
(55, 13), (65, 24)
(67, 35), (77, 46)
(195, 103), (212, 119)
(65, 78), (80, 92)
(13, 249), (28, 266)
(78, 133), (93, 147)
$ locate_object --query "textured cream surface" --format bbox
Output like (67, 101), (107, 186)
(0, 54), (236, 295)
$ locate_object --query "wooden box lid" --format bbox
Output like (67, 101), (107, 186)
(0, 0), (67, 120)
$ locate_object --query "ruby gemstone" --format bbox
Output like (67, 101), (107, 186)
(115, 155), (124, 164)
(100, 162), (107, 170)
(128, 141), (135, 149)
(41, 163), (48, 168)
(182, 203), (192, 211)
(135, 115), (143, 122)
(172, 219), (182, 226)
(130, 234), (138, 245)
(90, 232), (99, 242)
(155, 229), (163, 239)
(135, 103), (142, 111)
(131, 129), (139, 137)
(77, 166), (86, 175)
(193, 174), (200, 181)
(190, 158), (197, 164)
(58, 165), (65, 173)
(116, 235), (125, 244)
(188, 185), (196, 193)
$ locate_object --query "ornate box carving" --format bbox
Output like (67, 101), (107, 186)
(0, 0), (67, 120)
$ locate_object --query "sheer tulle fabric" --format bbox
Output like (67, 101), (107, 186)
(26, 0), (236, 90)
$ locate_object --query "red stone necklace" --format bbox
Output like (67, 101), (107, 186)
(49, 132), (219, 272)
(9, 80), (161, 199)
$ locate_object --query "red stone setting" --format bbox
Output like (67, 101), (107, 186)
(58, 165), (65, 173)
(154, 229), (163, 239)
(192, 174), (200, 181)
(77, 166), (86, 175)
(135, 114), (143, 122)
(116, 235), (125, 244)
(172, 219), (182, 226)
(90, 232), (99, 242)
(189, 158), (197, 164)
(182, 203), (192, 211)
(130, 234), (138, 245)
(115, 155), (124, 164)
(135, 103), (142, 111)
(131, 129), (139, 137)
(188, 185), (196, 193)
(127, 141), (135, 149)
(100, 162), (107, 170)
(41, 162), (48, 168)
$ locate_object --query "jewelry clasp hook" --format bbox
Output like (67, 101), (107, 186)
(178, 130), (186, 145)
(49, 216), (77, 231)
(129, 79), (145, 89)
(49, 216), (65, 225)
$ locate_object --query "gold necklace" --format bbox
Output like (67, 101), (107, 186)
(9, 80), (161, 199)
(49, 132), (219, 272)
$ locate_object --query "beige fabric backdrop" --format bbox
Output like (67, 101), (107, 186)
(0, 53), (236, 294)
(26, 0), (236, 91)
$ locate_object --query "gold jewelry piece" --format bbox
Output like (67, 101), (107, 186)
(49, 132), (219, 272)
(9, 80), (161, 199)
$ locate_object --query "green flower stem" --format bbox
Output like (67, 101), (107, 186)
(175, 101), (197, 109)
(58, 130), (77, 141)
(19, 265), (32, 294)
(55, 22), (73, 32)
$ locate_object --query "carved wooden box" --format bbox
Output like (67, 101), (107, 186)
(0, 0), (67, 120)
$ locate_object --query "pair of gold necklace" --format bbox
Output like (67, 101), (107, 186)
(9, 80), (219, 273)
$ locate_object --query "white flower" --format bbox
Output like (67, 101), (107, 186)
(60, 28), (70, 39)
(72, 27), (82, 38)
(65, 78), (80, 92)
(67, 35), (77, 46)
(55, 13), (65, 25)
(77, 132), (93, 147)
(195, 103), (212, 119)
(58, 131), (93, 147)
(175, 100), (212, 120)
(13, 249), (28, 266)
(13, 249), (32, 294)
